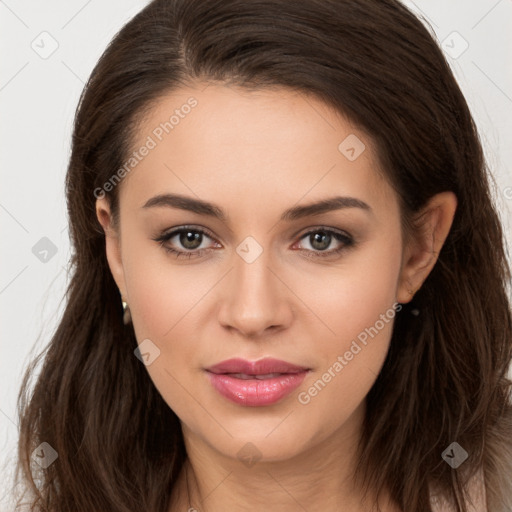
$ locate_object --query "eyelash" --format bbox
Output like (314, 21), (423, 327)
(152, 225), (355, 260)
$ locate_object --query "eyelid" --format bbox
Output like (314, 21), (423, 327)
(292, 226), (354, 254)
(293, 225), (352, 241)
(154, 225), (216, 241)
(155, 225), (351, 243)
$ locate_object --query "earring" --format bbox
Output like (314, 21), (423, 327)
(408, 289), (420, 316)
(121, 297), (131, 325)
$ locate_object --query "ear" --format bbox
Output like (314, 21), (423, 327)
(396, 191), (457, 304)
(96, 197), (127, 300)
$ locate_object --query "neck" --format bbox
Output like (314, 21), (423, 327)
(168, 402), (401, 512)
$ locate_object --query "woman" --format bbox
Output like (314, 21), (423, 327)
(15, 0), (512, 510)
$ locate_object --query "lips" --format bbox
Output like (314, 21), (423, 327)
(205, 357), (310, 406)
(206, 357), (309, 376)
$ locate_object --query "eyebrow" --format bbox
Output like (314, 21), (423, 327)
(142, 193), (372, 222)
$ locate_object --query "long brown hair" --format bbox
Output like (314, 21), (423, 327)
(15, 0), (512, 510)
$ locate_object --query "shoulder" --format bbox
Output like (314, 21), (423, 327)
(429, 468), (487, 512)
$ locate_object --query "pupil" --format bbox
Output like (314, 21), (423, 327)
(311, 232), (330, 251)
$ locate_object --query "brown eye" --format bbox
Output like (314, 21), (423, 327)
(178, 230), (203, 250)
(295, 228), (355, 259)
(309, 231), (332, 251)
(152, 226), (218, 259)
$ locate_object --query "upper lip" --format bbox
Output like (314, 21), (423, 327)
(206, 357), (310, 375)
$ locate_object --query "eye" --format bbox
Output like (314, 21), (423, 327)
(152, 225), (355, 260)
(152, 226), (218, 259)
(293, 227), (355, 259)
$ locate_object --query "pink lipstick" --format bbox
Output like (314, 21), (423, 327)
(205, 357), (310, 406)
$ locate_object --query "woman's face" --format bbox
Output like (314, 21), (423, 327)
(98, 83), (411, 463)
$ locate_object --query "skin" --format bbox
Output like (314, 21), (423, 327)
(96, 83), (457, 512)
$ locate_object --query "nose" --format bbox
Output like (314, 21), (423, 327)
(217, 248), (293, 338)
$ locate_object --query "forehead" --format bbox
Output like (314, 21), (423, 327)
(119, 83), (398, 219)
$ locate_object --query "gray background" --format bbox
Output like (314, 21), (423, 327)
(1, 0), (511, 509)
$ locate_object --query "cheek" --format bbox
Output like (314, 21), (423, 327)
(299, 232), (402, 353)
(122, 249), (210, 414)
(121, 229), (210, 338)
(121, 235), (223, 408)
(293, 235), (402, 414)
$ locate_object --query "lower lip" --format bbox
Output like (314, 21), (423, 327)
(205, 371), (309, 406)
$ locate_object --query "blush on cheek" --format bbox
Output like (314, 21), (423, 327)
(126, 280), (171, 340)
(123, 249), (178, 331)
(325, 287), (399, 376)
